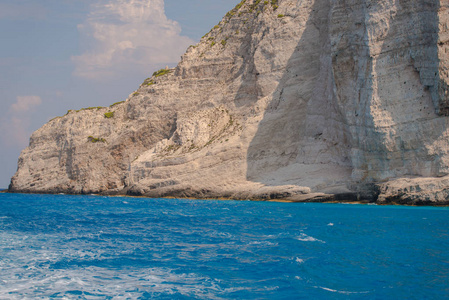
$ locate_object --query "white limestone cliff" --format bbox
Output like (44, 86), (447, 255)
(9, 0), (449, 205)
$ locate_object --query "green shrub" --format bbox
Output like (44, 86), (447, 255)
(226, 11), (234, 18)
(133, 92), (139, 96)
(88, 136), (106, 143)
(214, 25), (220, 29)
(277, 14), (284, 18)
(252, 0), (262, 8)
(152, 68), (172, 77)
(211, 41), (216, 47)
(81, 107), (103, 111)
(235, 0), (246, 10)
(221, 40), (227, 46)
(110, 101), (124, 107)
(142, 77), (155, 86)
(104, 111), (114, 118)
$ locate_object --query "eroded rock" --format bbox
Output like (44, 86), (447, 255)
(9, 0), (449, 205)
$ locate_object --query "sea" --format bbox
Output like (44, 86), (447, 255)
(0, 193), (448, 299)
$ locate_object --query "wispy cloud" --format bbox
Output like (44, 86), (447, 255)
(0, 96), (43, 148)
(72, 0), (194, 80)
(10, 96), (42, 113)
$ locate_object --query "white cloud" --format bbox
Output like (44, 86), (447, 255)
(10, 96), (42, 113)
(72, 0), (194, 80)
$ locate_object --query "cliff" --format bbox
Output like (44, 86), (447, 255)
(10, 0), (449, 205)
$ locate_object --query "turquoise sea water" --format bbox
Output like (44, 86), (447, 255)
(0, 193), (448, 299)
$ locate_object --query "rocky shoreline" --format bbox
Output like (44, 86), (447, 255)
(7, 181), (449, 206)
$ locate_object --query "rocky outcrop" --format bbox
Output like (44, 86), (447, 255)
(9, 0), (449, 205)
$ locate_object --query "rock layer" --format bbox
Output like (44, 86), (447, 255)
(10, 0), (449, 205)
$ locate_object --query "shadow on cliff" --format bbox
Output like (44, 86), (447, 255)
(365, 0), (444, 179)
(240, 0), (352, 190)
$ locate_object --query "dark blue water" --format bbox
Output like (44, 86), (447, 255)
(1, 193), (448, 299)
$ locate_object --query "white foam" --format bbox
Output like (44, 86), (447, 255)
(248, 241), (277, 246)
(295, 233), (325, 243)
(315, 286), (370, 295)
(0, 229), (254, 299)
(0, 266), (238, 299)
(295, 257), (305, 263)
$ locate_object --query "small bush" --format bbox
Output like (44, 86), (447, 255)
(252, 0), (262, 9)
(211, 41), (216, 47)
(104, 111), (114, 118)
(88, 136), (106, 143)
(235, 0), (246, 10)
(221, 40), (227, 46)
(110, 101), (124, 107)
(133, 92), (139, 96)
(81, 107), (103, 111)
(277, 14), (284, 18)
(152, 68), (172, 77)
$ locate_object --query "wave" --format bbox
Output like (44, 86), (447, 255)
(0, 267), (237, 299)
(295, 233), (325, 243)
(315, 286), (370, 295)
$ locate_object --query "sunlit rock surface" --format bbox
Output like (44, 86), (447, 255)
(10, 0), (449, 204)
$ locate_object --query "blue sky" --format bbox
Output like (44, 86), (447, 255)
(0, 0), (236, 188)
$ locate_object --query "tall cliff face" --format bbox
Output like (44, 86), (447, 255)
(10, 0), (449, 204)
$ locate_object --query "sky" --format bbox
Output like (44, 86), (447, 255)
(0, 0), (237, 188)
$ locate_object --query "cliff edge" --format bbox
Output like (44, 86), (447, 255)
(10, 0), (449, 205)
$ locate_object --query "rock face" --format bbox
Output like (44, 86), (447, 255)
(9, 0), (449, 205)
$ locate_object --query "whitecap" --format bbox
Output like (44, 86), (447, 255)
(295, 257), (305, 264)
(315, 286), (370, 295)
(0, 267), (228, 299)
(295, 233), (325, 243)
(249, 241), (277, 246)
(327, 223), (334, 226)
